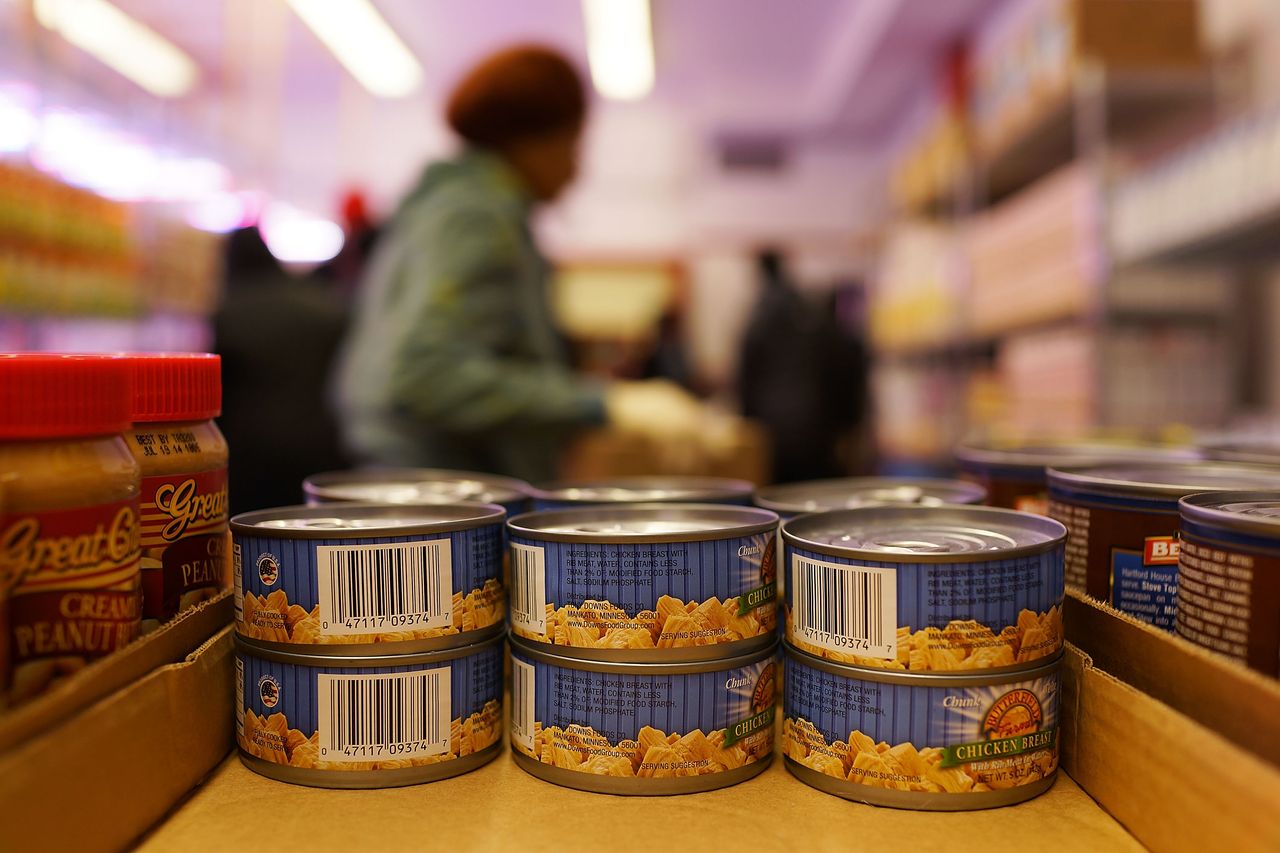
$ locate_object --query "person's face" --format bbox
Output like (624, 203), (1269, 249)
(505, 124), (582, 202)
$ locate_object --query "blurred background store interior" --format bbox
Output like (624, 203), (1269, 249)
(3, 0), (1280, 497)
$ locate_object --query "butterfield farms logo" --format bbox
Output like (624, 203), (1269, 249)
(939, 687), (1056, 768)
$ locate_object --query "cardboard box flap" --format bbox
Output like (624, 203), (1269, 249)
(1064, 590), (1280, 768)
(0, 591), (232, 755)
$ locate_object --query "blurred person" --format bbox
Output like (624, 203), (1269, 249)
(335, 45), (700, 481)
(738, 249), (865, 482)
(215, 226), (349, 512)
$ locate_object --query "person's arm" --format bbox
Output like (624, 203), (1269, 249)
(384, 206), (606, 433)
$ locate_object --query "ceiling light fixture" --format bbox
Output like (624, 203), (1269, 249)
(33, 0), (199, 98)
(286, 0), (423, 99)
(581, 0), (655, 101)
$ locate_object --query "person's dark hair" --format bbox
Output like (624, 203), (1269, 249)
(446, 45), (587, 148)
(756, 247), (785, 284)
(224, 226), (281, 281)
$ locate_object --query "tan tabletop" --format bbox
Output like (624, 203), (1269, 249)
(139, 751), (1141, 853)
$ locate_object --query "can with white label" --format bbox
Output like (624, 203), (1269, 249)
(529, 476), (755, 511)
(236, 634), (502, 788)
(507, 504), (779, 662)
(303, 468), (530, 519)
(782, 506), (1065, 673)
(232, 503), (505, 654)
(1047, 463), (1280, 631)
(509, 636), (776, 794)
(783, 643), (1062, 810)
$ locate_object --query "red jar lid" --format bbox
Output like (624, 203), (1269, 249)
(125, 353), (222, 423)
(0, 353), (133, 439)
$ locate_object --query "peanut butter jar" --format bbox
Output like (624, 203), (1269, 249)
(123, 354), (229, 633)
(0, 354), (142, 708)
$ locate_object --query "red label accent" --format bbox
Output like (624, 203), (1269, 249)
(1143, 536), (1180, 566)
(1, 499), (141, 594)
(9, 588), (140, 662)
(139, 467), (229, 546)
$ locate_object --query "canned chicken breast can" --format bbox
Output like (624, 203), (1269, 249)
(956, 440), (1198, 513)
(1178, 492), (1280, 677)
(1047, 463), (1280, 631)
(783, 644), (1061, 810)
(509, 637), (776, 794)
(303, 468), (530, 518)
(755, 477), (987, 518)
(236, 634), (503, 788)
(783, 506), (1065, 673)
(233, 503), (506, 654)
(529, 476), (755, 511)
(508, 504), (779, 662)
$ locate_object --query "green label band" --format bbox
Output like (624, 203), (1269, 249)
(724, 706), (775, 747)
(738, 581), (777, 615)
(940, 728), (1057, 768)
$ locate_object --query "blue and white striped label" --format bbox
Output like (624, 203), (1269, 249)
(508, 532), (776, 652)
(510, 647), (776, 778)
(234, 522), (503, 646)
(784, 652), (1060, 794)
(784, 544), (1064, 671)
(236, 641), (502, 770)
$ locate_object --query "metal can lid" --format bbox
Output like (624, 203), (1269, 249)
(302, 468), (529, 507)
(1048, 462), (1280, 502)
(530, 476), (755, 505)
(955, 439), (1198, 475)
(1180, 490), (1280, 538)
(509, 634), (778, 674)
(783, 505), (1065, 562)
(783, 642), (1063, 687)
(1200, 441), (1280, 466)
(755, 477), (986, 514)
(509, 503), (779, 543)
(235, 631), (502, 666)
(231, 502), (506, 539)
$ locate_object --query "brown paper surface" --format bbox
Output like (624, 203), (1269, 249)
(137, 751), (1140, 853)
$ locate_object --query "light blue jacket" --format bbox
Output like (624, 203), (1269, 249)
(334, 150), (605, 481)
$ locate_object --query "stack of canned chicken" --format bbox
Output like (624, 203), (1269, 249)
(231, 470), (528, 788)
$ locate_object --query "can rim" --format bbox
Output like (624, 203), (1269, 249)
(754, 477), (987, 514)
(783, 641), (1063, 686)
(529, 475), (755, 504)
(234, 631), (502, 665)
(955, 441), (1196, 472)
(1200, 441), (1280, 466)
(1180, 490), (1280, 538)
(302, 468), (529, 505)
(508, 503), (779, 543)
(781, 505), (1065, 563)
(230, 501), (507, 538)
(1047, 462), (1280, 501)
(509, 634), (778, 673)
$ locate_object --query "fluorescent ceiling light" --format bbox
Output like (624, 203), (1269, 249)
(261, 204), (345, 264)
(581, 0), (655, 101)
(286, 0), (422, 98)
(33, 0), (199, 98)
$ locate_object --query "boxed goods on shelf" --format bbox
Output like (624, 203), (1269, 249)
(870, 222), (966, 353)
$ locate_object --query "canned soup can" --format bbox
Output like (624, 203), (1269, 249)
(236, 634), (502, 788)
(509, 638), (776, 795)
(783, 644), (1061, 810)
(529, 476), (755, 511)
(956, 439), (1198, 513)
(1047, 463), (1280, 631)
(302, 468), (531, 518)
(755, 477), (987, 519)
(233, 503), (505, 654)
(1178, 492), (1280, 677)
(783, 506), (1065, 673)
(508, 504), (779, 662)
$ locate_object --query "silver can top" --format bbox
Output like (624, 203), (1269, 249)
(783, 505), (1065, 562)
(531, 476), (755, 505)
(231, 502), (506, 539)
(302, 468), (529, 508)
(1179, 490), (1280, 539)
(1048, 462), (1280, 502)
(955, 439), (1198, 475)
(509, 503), (778, 543)
(755, 477), (986, 515)
(1201, 441), (1280, 467)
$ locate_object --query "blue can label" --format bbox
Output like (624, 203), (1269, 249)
(509, 533), (777, 652)
(1111, 539), (1179, 631)
(234, 522), (503, 646)
(784, 544), (1063, 671)
(784, 653), (1060, 794)
(509, 648), (776, 778)
(236, 642), (502, 770)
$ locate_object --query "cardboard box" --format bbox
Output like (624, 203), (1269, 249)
(0, 595), (233, 853)
(1062, 591), (1280, 852)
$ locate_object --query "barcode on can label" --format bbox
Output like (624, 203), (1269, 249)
(792, 556), (897, 659)
(235, 656), (245, 734)
(233, 543), (243, 621)
(316, 540), (452, 635)
(510, 657), (536, 753)
(317, 669), (451, 763)
(510, 543), (547, 635)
